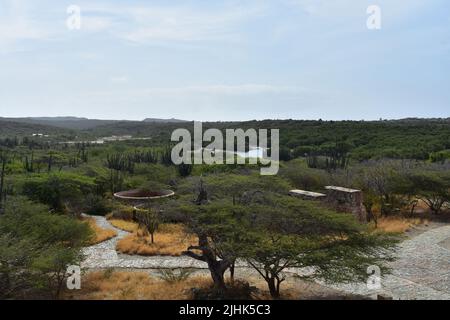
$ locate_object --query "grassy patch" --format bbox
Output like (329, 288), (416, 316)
(84, 218), (117, 245)
(116, 223), (197, 256)
(109, 219), (139, 233)
(63, 271), (211, 300)
(372, 217), (428, 234)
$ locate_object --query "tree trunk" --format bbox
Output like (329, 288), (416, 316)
(267, 277), (280, 299)
(150, 232), (154, 244)
(229, 261), (235, 284)
(209, 261), (227, 292)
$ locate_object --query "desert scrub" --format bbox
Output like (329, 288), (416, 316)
(116, 223), (197, 256)
(63, 271), (212, 300)
(371, 217), (428, 234)
(108, 219), (139, 232)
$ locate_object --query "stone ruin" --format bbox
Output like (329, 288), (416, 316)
(289, 185), (366, 223)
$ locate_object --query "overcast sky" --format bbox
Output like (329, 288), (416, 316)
(0, 0), (449, 121)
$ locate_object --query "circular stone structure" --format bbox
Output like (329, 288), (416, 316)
(113, 189), (175, 204)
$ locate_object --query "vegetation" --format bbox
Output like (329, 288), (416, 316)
(63, 271), (212, 300)
(116, 224), (197, 256)
(0, 198), (91, 299)
(0, 117), (449, 300)
(83, 218), (117, 245)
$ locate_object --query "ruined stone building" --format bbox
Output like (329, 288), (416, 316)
(289, 186), (366, 222)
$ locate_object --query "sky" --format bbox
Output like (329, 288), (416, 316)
(0, 0), (449, 121)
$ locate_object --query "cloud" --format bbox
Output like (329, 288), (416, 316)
(138, 84), (309, 96)
(81, 16), (113, 32)
(0, 0), (50, 53)
(285, 0), (432, 20)
(80, 2), (266, 44)
(110, 76), (129, 83)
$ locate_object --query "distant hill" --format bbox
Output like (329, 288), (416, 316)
(143, 118), (188, 123)
(0, 117), (125, 130)
(0, 119), (74, 138)
(0, 116), (189, 130)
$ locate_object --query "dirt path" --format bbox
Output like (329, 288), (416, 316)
(82, 215), (450, 300)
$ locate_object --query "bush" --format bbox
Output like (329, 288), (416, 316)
(21, 173), (95, 212)
(109, 205), (135, 221)
(0, 197), (91, 299)
(157, 268), (195, 283)
(84, 195), (112, 216)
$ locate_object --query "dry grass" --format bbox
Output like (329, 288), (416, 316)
(63, 271), (212, 300)
(84, 218), (117, 245)
(62, 271), (363, 300)
(116, 223), (197, 256)
(372, 217), (428, 234)
(109, 219), (139, 233)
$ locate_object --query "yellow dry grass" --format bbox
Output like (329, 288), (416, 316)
(116, 223), (197, 256)
(84, 218), (117, 245)
(63, 271), (212, 300)
(373, 217), (428, 234)
(109, 219), (139, 232)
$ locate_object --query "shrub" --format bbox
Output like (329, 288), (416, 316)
(157, 268), (195, 283)
(84, 194), (112, 216)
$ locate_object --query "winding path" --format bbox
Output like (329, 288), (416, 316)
(81, 214), (208, 269)
(81, 215), (450, 300)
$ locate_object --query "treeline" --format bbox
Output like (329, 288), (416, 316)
(85, 119), (450, 162)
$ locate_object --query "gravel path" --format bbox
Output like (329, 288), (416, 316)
(328, 224), (450, 300)
(81, 214), (209, 269)
(81, 215), (450, 300)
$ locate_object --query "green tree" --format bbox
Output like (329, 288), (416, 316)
(402, 171), (450, 214)
(182, 202), (243, 292)
(241, 196), (398, 298)
(0, 197), (91, 299)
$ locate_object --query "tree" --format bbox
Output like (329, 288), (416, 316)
(403, 171), (450, 214)
(0, 197), (91, 299)
(180, 187), (398, 298)
(240, 196), (398, 298)
(177, 163), (193, 177)
(182, 202), (243, 293)
(21, 173), (95, 213)
(281, 161), (325, 191)
(135, 207), (160, 244)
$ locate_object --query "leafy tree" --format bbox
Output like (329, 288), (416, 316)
(180, 183), (398, 298)
(401, 171), (450, 214)
(240, 196), (398, 298)
(0, 197), (91, 299)
(182, 202), (243, 292)
(21, 173), (95, 213)
(279, 146), (293, 161)
(281, 161), (326, 191)
(177, 163), (193, 177)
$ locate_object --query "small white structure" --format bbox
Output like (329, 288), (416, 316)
(289, 189), (326, 200)
(325, 186), (361, 194)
